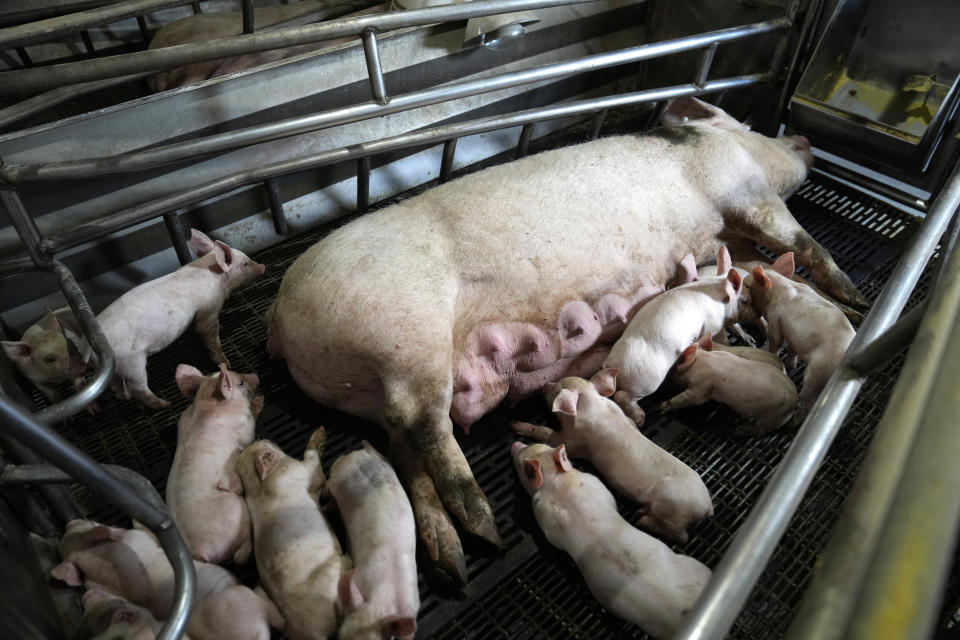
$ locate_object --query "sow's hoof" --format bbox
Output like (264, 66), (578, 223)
(430, 468), (503, 550)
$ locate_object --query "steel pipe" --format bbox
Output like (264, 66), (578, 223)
(0, 19), (787, 183)
(587, 109), (605, 140)
(356, 157), (370, 212)
(439, 138), (457, 183)
(41, 74), (766, 253)
(163, 210), (192, 265)
(515, 123), (535, 159)
(693, 41), (718, 89)
(362, 28), (388, 105)
(266, 179), (288, 233)
(241, 0), (255, 34)
(0, 0), (192, 49)
(675, 159), (960, 640)
(0, 395), (195, 640)
(0, 0), (605, 95)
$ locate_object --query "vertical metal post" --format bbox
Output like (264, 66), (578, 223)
(15, 47), (31, 67)
(191, 2), (202, 14)
(241, 0), (255, 34)
(588, 110), (606, 139)
(362, 29), (389, 105)
(694, 42), (719, 88)
(515, 124), (535, 159)
(136, 15), (151, 44)
(80, 30), (96, 55)
(265, 179), (288, 233)
(0, 184), (47, 264)
(439, 139), (458, 183)
(162, 211), (192, 265)
(357, 157), (371, 212)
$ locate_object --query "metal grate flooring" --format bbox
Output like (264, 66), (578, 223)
(43, 161), (950, 639)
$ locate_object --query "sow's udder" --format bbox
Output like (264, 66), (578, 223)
(451, 293), (642, 431)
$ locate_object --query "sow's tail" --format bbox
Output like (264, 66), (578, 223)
(264, 300), (283, 359)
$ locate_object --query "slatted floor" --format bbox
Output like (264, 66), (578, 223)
(34, 149), (956, 638)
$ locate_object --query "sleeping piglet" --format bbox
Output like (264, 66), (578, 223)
(511, 368), (712, 543)
(743, 252), (856, 421)
(327, 441), (419, 640)
(165, 363), (263, 565)
(657, 333), (798, 433)
(603, 268), (750, 422)
(237, 430), (350, 640)
(78, 588), (178, 640)
(511, 442), (711, 640)
(51, 520), (282, 640)
(96, 228), (264, 408)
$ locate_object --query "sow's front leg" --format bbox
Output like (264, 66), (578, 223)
(729, 197), (870, 311)
(383, 371), (502, 587)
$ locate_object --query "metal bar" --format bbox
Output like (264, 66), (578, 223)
(693, 41), (718, 89)
(0, 18), (786, 182)
(136, 14), (150, 44)
(845, 303), (924, 375)
(0, 72), (151, 130)
(587, 110), (605, 139)
(362, 28), (388, 105)
(515, 123), (535, 159)
(0, 395), (195, 640)
(0, 0), (192, 49)
(15, 47), (32, 67)
(191, 2), (201, 14)
(773, 0), (825, 128)
(162, 210), (192, 265)
(439, 139), (457, 183)
(80, 28), (95, 55)
(675, 159), (960, 640)
(42, 74), (767, 253)
(812, 162), (929, 213)
(241, 0), (254, 34)
(356, 157), (370, 212)
(265, 179), (288, 233)
(760, 0), (801, 135)
(0, 432), (81, 524)
(0, 186), (46, 264)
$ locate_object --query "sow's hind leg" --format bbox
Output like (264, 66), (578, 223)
(729, 197), (869, 310)
(382, 365), (502, 586)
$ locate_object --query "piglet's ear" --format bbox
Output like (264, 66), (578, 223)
(254, 449), (280, 482)
(771, 252), (795, 278)
(589, 368), (619, 397)
(188, 229), (215, 257)
(551, 388), (579, 416)
(554, 444), (573, 473)
(717, 246), (732, 276)
(40, 308), (62, 333)
(213, 241), (235, 273)
(523, 459), (543, 490)
(175, 364), (204, 398)
(697, 332), (714, 351)
(217, 364), (232, 399)
(387, 616), (417, 638)
(50, 561), (83, 587)
(337, 570), (364, 612)
(677, 344), (699, 373)
(752, 266), (772, 291)
(2, 340), (31, 363)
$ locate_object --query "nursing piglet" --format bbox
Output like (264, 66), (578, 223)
(97, 228), (264, 408)
(237, 430), (350, 640)
(51, 520), (282, 640)
(79, 588), (176, 640)
(603, 268), (748, 418)
(327, 442), (419, 640)
(165, 363), (262, 564)
(511, 368), (712, 543)
(744, 252), (856, 421)
(657, 333), (798, 432)
(2, 307), (90, 402)
(511, 442), (711, 640)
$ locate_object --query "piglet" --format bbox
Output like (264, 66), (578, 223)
(511, 442), (711, 639)
(702, 332), (785, 371)
(743, 252), (856, 421)
(512, 368), (712, 543)
(327, 441), (419, 640)
(165, 363), (262, 564)
(603, 267), (749, 421)
(237, 429), (350, 640)
(51, 520), (282, 640)
(96, 228), (264, 408)
(657, 333), (798, 433)
(2, 307), (90, 402)
(79, 587), (177, 640)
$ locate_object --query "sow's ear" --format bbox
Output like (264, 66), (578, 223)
(188, 228), (216, 257)
(551, 388), (579, 416)
(523, 459), (543, 490)
(554, 444), (573, 473)
(175, 364), (205, 398)
(724, 268), (743, 302)
(589, 368), (619, 397)
(752, 265), (772, 291)
(661, 96), (749, 131)
(337, 570), (364, 612)
(677, 344), (699, 373)
(771, 252), (796, 278)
